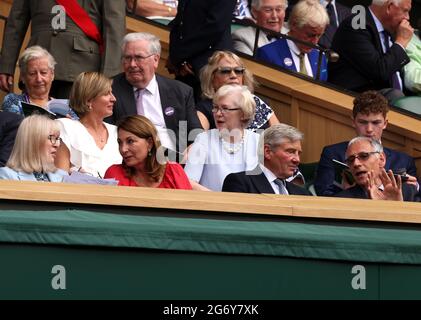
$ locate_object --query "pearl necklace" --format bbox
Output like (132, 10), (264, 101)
(220, 133), (245, 154)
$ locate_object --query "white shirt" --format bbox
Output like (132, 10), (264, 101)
(133, 75), (176, 151)
(259, 164), (290, 195)
(184, 129), (261, 191)
(286, 39), (314, 77)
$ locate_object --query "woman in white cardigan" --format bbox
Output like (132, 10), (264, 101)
(184, 84), (261, 191)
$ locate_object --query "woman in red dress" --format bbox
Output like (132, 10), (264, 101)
(104, 115), (192, 189)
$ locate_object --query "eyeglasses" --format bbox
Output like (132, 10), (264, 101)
(345, 151), (380, 166)
(215, 67), (245, 76)
(211, 106), (241, 114)
(122, 54), (154, 64)
(261, 6), (286, 14)
(48, 135), (62, 145)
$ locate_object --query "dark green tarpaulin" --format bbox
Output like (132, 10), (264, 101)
(0, 209), (421, 264)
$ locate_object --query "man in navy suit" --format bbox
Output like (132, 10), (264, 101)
(315, 90), (417, 196)
(318, 0), (352, 49)
(222, 123), (311, 196)
(257, 0), (329, 81)
(328, 0), (413, 101)
(106, 32), (202, 155)
(167, 0), (237, 101)
(0, 111), (23, 167)
(334, 137), (419, 202)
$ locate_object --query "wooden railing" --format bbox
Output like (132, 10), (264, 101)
(1, 180), (421, 223)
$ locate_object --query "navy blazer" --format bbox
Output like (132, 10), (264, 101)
(169, 0), (237, 73)
(107, 73), (202, 152)
(222, 167), (311, 196)
(334, 184), (420, 202)
(318, 2), (352, 49)
(328, 7), (410, 92)
(315, 141), (417, 196)
(0, 111), (23, 167)
(257, 38), (328, 81)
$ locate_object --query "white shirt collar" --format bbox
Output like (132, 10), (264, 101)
(132, 74), (158, 95)
(320, 0), (336, 7)
(369, 7), (385, 34)
(260, 163), (280, 184)
(286, 38), (302, 57)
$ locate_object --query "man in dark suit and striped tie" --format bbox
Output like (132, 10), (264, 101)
(222, 123), (311, 196)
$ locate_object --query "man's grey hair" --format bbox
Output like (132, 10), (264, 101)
(372, 0), (402, 6)
(121, 32), (161, 56)
(264, 123), (304, 148)
(251, 0), (288, 10)
(18, 45), (56, 75)
(347, 136), (384, 153)
(289, 0), (329, 29)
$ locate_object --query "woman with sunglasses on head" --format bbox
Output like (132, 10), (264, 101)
(197, 50), (280, 131)
(0, 114), (68, 182)
(184, 84), (260, 191)
(104, 115), (192, 189)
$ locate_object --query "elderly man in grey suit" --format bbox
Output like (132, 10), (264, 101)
(0, 0), (126, 99)
(107, 32), (202, 155)
(232, 0), (289, 56)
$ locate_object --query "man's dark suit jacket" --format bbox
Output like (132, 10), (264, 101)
(318, 2), (352, 49)
(328, 7), (410, 92)
(334, 183), (420, 202)
(0, 111), (23, 167)
(169, 0), (237, 73)
(222, 168), (311, 196)
(314, 141), (417, 196)
(107, 73), (202, 152)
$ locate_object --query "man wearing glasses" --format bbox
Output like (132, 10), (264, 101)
(106, 32), (202, 155)
(334, 137), (419, 201)
(232, 0), (289, 56)
(315, 90), (417, 196)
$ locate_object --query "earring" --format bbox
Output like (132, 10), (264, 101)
(148, 149), (152, 157)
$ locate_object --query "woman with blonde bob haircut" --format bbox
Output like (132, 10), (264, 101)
(0, 115), (67, 181)
(197, 50), (279, 131)
(104, 115), (192, 189)
(185, 84), (261, 191)
(55, 72), (122, 177)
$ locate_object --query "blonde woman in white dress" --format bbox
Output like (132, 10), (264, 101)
(55, 72), (122, 178)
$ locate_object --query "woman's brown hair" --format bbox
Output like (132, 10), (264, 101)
(117, 115), (166, 182)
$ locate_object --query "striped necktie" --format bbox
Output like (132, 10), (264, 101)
(274, 178), (288, 195)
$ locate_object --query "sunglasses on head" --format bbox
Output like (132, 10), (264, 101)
(345, 151), (380, 166)
(215, 67), (245, 75)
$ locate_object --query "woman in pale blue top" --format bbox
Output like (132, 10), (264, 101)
(184, 84), (261, 191)
(0, 115), (68, 182)
(1, 46), (77, 119)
